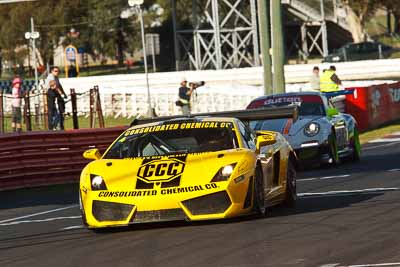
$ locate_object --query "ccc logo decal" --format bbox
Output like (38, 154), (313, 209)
(137, 159), (185, 182)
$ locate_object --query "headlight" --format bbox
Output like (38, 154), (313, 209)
(90, 174), (107, 191)
(304, 122), (320, 137)
(211, 163), (237, 182)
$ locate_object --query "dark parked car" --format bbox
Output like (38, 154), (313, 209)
(323, 41), (393, 62)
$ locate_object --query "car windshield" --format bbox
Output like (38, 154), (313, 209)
(103, 122), (238, 159)
(249, 119), (287, 133)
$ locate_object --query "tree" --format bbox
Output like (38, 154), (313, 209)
(343, 0), (381, 42)
(381, 0), (400, 34)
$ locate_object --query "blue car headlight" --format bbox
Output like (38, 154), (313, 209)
(304, 122), (320, 137)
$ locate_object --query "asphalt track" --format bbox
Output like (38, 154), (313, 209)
(1, 137), (400, 267)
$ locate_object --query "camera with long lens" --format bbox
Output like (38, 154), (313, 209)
(189, 81), (205, 89)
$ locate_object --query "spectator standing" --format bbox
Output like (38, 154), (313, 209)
(47, 80), (58, 130)
(177, 78), (194, 116)
(46, 67), (67, 130)
(11, 77), (23, 133)
(68, 64), (78, 78)
(309, 66), (320, 91)
(320, 65), (342, 92)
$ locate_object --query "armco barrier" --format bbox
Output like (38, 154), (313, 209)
(346, 82), (400, 131)
(0, 127), (126, 191)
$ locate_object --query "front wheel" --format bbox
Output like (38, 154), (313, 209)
(328, 134), (339, 165)
(284, 159), (297, 207)
(349, 128), (361, 162)
(253, 167), (266, 216)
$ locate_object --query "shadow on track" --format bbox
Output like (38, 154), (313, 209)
(0, 184), (79, 210)
(298, 151), (400, 178)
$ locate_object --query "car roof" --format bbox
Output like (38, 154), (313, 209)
(250, 91), (324, 102)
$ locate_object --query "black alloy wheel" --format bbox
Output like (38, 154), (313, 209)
(253, 167), (266, 216)
(284, 159), (297, 207)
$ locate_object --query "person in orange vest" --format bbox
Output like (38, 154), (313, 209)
(320, 65), (342, 92)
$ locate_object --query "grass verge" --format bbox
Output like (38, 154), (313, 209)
(360, 120), (400, 144)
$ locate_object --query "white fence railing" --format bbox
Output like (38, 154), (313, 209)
(2, 58), (399, 118)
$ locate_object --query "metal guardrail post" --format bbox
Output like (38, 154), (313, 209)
(94, 86), (105, 128)
(24, 90), (32, 131)
(70, 88), (79, 129)
(0, 90), (4, 133)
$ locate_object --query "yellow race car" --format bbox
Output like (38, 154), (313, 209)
(80, 108), (298, 229)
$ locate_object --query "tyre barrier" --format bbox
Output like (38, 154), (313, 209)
(0, 127), (126, 191)
(345, 82), (400, 131)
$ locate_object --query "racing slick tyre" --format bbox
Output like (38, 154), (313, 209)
(284, 159), (297, 208)
(79, 192), (88, 227)
(327, 134), (339, 166)
(253, 167), (266, 216)
(348, 128), (361, 162)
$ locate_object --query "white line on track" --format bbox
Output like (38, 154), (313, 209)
(363, 141), (400, 151)
(0, 205), (79, 224)
(298, 174), (350, 182)
(321, 263), (400, 267)
(298, 187), (399, 198)
(0, 216), (81, 226)
(388, 168), (400, 172)
(62, 225), (84, 230)
(369, 138), (400, 143)
(348, 263), (400, 267)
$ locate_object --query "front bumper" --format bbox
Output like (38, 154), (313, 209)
(81, 177), (254, 228)
(294, 142), (331, 165)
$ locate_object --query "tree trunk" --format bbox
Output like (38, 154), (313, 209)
(344, 4), (365, 43)
(394, 13), (400, 34)
(387, 9), (392, 34)
(116, 18), (125, 67)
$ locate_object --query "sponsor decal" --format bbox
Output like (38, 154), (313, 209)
(125, 122), (233, 136)
(389, 88), (400, 103)
(371, 89), (381, 118)
(135, 155), (187, 189)
(264, 97), (302, 105)
(138, 158), (185, 182)
(97, 183), (219, 197)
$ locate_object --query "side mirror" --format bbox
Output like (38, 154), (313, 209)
(256, 131), (277, 150)
(327, 108), (339, 117)
(83, 148), (101, 161)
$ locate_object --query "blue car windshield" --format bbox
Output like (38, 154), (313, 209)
(298, 102), (325, 116)
(103, 123), (239, 159)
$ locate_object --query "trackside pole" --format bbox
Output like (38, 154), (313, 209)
(24, 91), (32, 131)
(94, 86), (105, 128)
(0, 91), (3, 133)
(70, 88), (79, 129)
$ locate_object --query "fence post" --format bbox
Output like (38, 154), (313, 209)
(0, 90), (4, 133)
(43, 90), (48, 130)
(89, 88), (94, 128)
(70, 88), (79, 129)
(24, 90), (32, 131)
(94, 86), (105, 128)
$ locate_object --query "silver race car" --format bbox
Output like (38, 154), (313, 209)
(247, 92), (361, 166)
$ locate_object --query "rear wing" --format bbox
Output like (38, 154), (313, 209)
(130, 106), (298, 127)
(323, 89), (355, 99)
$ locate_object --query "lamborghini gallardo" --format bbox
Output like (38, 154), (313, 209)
(79, 108), (298, 229)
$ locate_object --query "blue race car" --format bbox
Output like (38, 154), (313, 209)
(247, 91), (361, 166)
